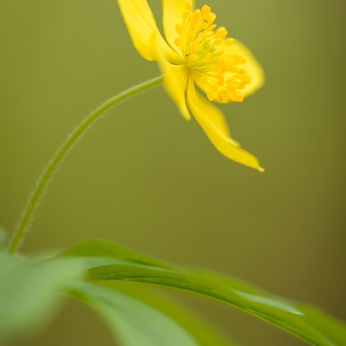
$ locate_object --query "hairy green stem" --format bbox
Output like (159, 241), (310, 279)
(7, 76), (163, 254)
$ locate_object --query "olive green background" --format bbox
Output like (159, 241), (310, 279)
(1, 0), (345, 345)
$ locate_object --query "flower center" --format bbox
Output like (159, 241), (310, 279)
(173, 0), (252, 103)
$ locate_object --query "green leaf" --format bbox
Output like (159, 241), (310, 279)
(69, 281), (229, 346)
(61, 238), (179, 270)
(60, 239), (346, 346)
(297, 305), (346, 346)
(99, 281), (238, 346)
(0, 254), (82, 342)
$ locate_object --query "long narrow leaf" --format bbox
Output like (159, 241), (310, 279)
(98, 281), (237, 346)
(59, 239), (346, 346)
(68, 281), (236, 346)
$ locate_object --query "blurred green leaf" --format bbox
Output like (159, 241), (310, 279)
(61, 238), (178, 270)
(296, 305), (346, 346)
(98, 281), (237, 346)
(69, 281), (223, 346)
(0, 254), (82, 342)
(60, 239), (346, 346)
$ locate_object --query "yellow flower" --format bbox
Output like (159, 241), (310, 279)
(116, 0), (264, 171)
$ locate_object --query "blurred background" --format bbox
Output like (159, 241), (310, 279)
(1, 0), (345, 345)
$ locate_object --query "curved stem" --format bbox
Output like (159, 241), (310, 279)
(7, 76), (163, 254)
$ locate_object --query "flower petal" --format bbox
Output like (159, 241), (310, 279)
(162, 0), (195, 50)
(189, 81), (233, 139)
(226, 40), (265, 97)
(157, 56), (191, 120)
(116, 0), (172, 61)
(187, 79), (263, 171)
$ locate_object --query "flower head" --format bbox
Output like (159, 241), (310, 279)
(116, 0), (264, 171)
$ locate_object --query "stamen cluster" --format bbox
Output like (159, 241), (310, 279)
(174, 0), (252, 103)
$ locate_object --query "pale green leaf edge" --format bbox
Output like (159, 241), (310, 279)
(67, 281), (237, 346)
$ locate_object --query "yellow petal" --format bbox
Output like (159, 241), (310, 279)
(187, 79), (263, 171)
(162, 0), (195, 50)
(225, 40), (265, 97)
(116, 0), (172, 61)
(190, 80), (233, 139)
(157, 54), (191, 120)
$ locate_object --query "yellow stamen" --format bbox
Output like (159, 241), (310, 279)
(215, 27), (228, 38)
(225, 38), (235, 46)
(207, 91), (214, 101)
(175, 23), (183, 34)
(207, 13), (216, 25)
(210, 38), (223, 46)
(230, 93), (244, 102)
(216, 50), (224, 57)
(193, 9), (201, 20)
(174, 4), (252, 103)
(174, 37), (181, 47)
(201, 5), (211, 15)
(219, 90), (229, 103)
(189, 54), (199, 61)
(183, 10), (190, 19)
(239, 75), (252, 84)
(185, 0), (192, 10)
(204, 52), (211, 62)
